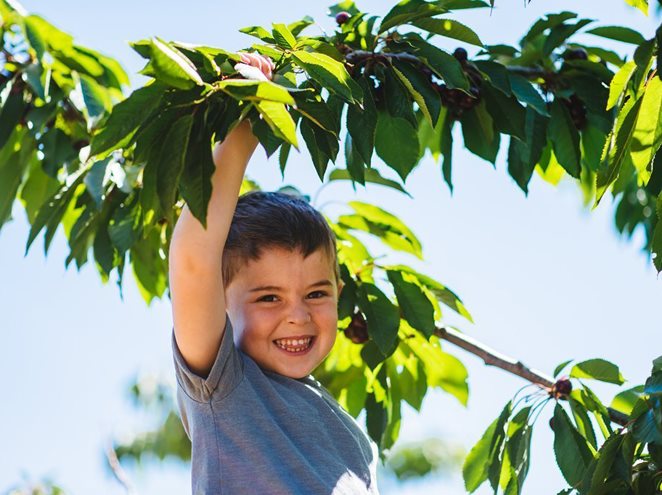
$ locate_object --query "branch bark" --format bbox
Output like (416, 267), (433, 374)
(434, 326), (630, 427)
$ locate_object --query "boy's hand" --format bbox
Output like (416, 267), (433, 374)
(233, 52), (275, 81)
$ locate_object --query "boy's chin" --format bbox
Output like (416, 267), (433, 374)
(260, 359), (316, 380)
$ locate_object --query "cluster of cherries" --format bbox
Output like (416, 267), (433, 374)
(432, 48), (483, 120)
(559, 48), (589, 130)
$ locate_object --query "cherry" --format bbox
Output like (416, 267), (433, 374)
(453, 47), (468, 63)
(564, 48), (588, 61)
(335, 12), (351, 25)
(552, 376), (573, 399)
(344, 311), (369, 344)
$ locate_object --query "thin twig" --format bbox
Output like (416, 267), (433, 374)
(105, 442), (136, 495)
(434, 325), (630, 426)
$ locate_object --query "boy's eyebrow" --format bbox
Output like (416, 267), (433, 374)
(248, 280), (334, 292)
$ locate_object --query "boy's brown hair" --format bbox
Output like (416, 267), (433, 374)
(222, 191), (339, 286)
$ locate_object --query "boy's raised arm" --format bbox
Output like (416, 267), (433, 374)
(169, 52), (273, 378)
(168, 120), (258, 378)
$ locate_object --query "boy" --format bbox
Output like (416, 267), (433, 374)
(168, 52), (379, 494)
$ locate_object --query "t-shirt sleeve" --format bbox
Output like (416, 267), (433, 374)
(171, 316), (244, 403)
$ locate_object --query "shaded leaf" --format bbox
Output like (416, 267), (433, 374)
(357, 282), (400, 356)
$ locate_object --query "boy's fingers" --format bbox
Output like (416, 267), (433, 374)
(236, 52), (273, 80)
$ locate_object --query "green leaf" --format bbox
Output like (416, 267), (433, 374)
(437, 0), (490, 8)
(440, 112), (454, 192)
(508, 73), (549, 117)
(375, 112), (420, 181)
(610, 385), (644, 416)
(25, 166), (87, 255)
(406, 331), (469, 404)
(295, 99), (339, 136)
(586, 26), (646, 45)
(343, 133), (366, 183)
(411, 17), (483, 47)
(340, 201), (423, 258)
(0, 129), (34, 229)
(391, 59), (442, 126)
(156, 114), (194, 217)
(131, 227), (168, 304)
(108, 200), (141, 254)
(623, 0), (648, 15)
(474, 60), (511, 96)
(379, 0), (446, 34)
(570, 358), (625, 385)
(271, 23), (297, 49)
(521, 12), (578, 43)
(482, 83), (526, 140)
(402, 35), (469, 90)
(217, 80), (295, 105)
(569, 396), (597, 449)
(23, 15), (49, 61)
(76, 73), (112, 121)
(507, 108), (548, 193)
(255, 100), (298, 148)
(548, 99), (581, 178)
(18, 152), (60, 225)
(301, 118), (332, 179)
(653, 213), (662, 273)
(347, 76), (377, 165)
(357, 282), (400, 356)
(595, 96), (643, 205)
(0, 80), (28, 149)
(238, 25), (276, 44)
(135, 106), (184, 217)
(590, 433), (624, 486)
(328, 168), (411, 196)
(542, 19), (593, 57)
(288, 16), (315, 37)
(291, 50), (361, 104)
(89, 83), (166, 158)
(553, 404), (595, 487)
(485, 402), (513, 491)
(464, 416), (499, 492)
(388, 264), (473, 322)
(387, 269), (436, 337)
(383, 67), (417, 126)
(461, 101), (499, 163)
(180, 111), (215, 227)
(629, 75), (662, 184)
(365, 392), (388, 446)
(607, 61), (637, 110)
(149, 37), (203, 89)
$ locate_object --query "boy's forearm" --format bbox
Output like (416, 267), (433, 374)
(170, 120), (259, 267)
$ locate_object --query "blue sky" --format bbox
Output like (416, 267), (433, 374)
(1, 1), (661, 494)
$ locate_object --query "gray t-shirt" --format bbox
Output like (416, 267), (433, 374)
(171, 317), (379, 495)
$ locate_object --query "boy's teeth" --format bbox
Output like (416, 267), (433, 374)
(275, 337), (312, 351)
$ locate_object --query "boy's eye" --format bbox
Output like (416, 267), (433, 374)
(257, 294), (278, 302)
(307, 290), (328, 299)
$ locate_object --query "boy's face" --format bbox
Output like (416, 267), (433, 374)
(224, 247), (341, 379)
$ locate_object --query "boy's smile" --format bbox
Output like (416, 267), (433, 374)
(224, 247), (342, 379)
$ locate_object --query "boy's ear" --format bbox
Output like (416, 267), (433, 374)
(337, 280), (345, 295)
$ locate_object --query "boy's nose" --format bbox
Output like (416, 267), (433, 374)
(286, 302), (312, 325)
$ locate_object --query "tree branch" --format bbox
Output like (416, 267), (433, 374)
(434, 326), (630, 427)
(344, 49), (555, 82)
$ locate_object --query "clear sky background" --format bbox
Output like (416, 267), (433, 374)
(1, 1), (661, 494)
